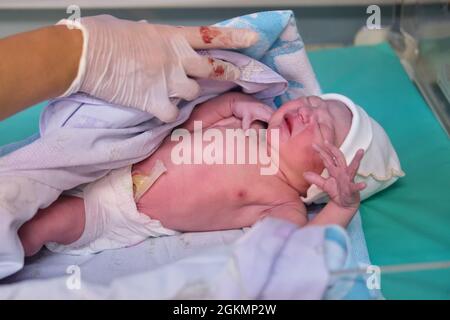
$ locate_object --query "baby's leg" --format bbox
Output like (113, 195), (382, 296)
(18, 195), (85, 256)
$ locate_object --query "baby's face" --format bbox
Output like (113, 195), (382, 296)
(267, 96), (352, 182)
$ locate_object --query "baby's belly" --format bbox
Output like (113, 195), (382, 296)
(133, 163), (267, 232)
(130, 132), (278, 232)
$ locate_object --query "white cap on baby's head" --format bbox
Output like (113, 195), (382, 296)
(302, 93), (405, 204)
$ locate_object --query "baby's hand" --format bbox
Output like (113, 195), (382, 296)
(303, 141), (366, 209)
(230, 97), (274, 130)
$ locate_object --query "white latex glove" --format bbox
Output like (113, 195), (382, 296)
(58, 15), (259, 122)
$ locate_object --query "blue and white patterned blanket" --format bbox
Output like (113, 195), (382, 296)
(216, 10), (322, 104)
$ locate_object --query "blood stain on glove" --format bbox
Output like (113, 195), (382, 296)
(207, 57), (225, 77)
(200, 26), (221, 44)
(214, 65), (225, 77)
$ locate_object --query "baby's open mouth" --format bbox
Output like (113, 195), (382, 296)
(283, 115), (294, 135)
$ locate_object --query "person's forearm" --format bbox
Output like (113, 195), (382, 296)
(307, 201), (358, 228)
(0, 25), (82, 120)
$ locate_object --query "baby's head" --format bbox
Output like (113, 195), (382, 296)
(267, 95), (350, 195)
(267, 93), (404, 201)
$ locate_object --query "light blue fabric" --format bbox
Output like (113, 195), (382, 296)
(308, 208), (382, 299)
(215, 10), (322, 105)
(323, 224), (383, 300)
(0, 218), (362, 300)
(347, 212), (370, 264)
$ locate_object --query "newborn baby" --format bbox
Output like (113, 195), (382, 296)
(19, 92), (369, 256)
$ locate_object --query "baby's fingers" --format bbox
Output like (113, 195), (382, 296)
(253, 103), (275, 122)
(303, 171), (326, 190)
(242, 103), (273, 130)
(347, 149), (365, 179)
(351, 182), (367, 192)
(242, 116), (252, 131)
(324, 140), (346, 167)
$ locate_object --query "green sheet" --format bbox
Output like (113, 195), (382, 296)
(0, 101), (46, 146)
(0, 43), (449, 299)
(309, 43), (450, 299)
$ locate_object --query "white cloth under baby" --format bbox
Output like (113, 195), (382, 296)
(46, 165), (177, 255)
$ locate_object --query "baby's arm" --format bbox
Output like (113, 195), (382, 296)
(18, 195), (85, 256)
(181, 92), (273, 131)
(262, 202), (308, 227)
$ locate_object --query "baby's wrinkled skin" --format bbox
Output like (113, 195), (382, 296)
(19, 92), (365, 256)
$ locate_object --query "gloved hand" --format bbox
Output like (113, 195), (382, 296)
(58, 15), (259, 122)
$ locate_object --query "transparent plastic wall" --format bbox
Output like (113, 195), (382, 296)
(376, 2), (450, 299)
(395, 1), (450, 136)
